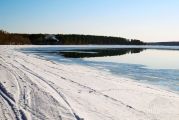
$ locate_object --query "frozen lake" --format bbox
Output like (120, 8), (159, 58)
(22, 45), (179, 92)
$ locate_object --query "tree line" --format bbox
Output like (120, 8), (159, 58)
(0, 30), (30, 45)
(0, 30), (145, 45)
(56, 34), (144, 45)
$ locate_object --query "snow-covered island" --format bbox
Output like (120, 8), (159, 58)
(0, 45), (179, 120)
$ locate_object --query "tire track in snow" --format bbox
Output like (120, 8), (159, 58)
(14, 56), (137, 111)
(14, 59), (83, 120)
(0, 58), (26, 120)
(28, 62), (145, 115)
(6, 48), (151, 119)
(14, 56), (149, 119)
(1, 52), (77, 119)
(0, 56), (48, 119)
(0, 82), (24, 120)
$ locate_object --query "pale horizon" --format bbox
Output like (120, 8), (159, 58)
(1, 0), (179, 42)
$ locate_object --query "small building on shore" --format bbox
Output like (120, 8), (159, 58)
(45, 34), (59, 45)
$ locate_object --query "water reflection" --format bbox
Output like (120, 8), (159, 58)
(58, 48), (144, 58)
(21, 46), (179, 92)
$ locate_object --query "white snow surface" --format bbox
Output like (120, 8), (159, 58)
(0, 45), (179, 120)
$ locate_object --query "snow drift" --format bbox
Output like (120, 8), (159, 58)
(0, 45), (179, 120)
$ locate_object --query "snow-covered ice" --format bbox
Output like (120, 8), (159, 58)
(0, 45), (179, 120)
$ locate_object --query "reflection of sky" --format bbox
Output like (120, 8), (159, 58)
(84, 49), (179, 69)
(22, 46), (179, 92)
(87, 61), (179, 92)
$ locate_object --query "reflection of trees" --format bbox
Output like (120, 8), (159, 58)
(59, 48), (144, 58)
(130, 48), (144, 53)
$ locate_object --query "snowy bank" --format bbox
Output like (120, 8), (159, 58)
(0, 45), (179, 120)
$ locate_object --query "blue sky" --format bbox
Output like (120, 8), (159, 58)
(0, 0), (179, 42)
